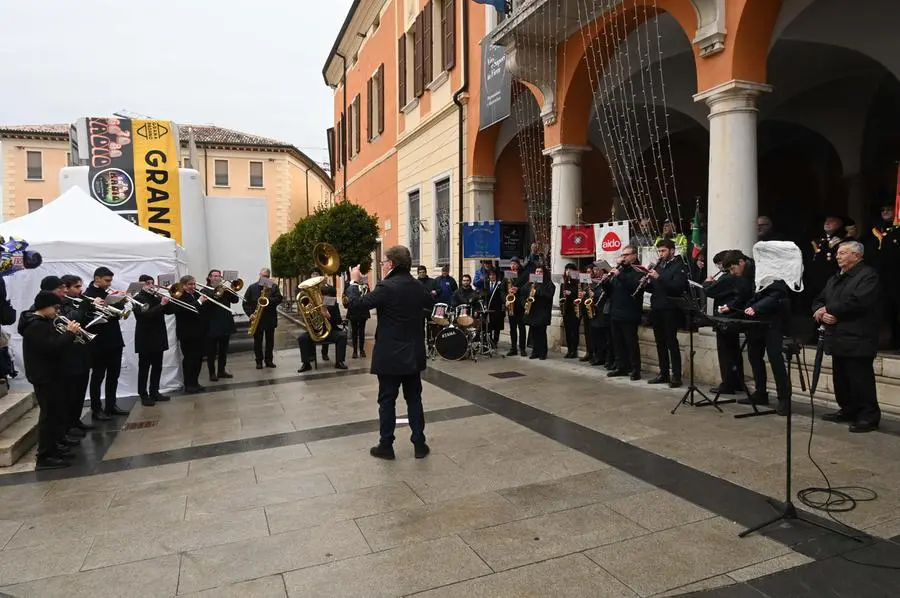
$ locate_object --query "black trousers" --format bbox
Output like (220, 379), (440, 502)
(582, 317), (594, 356)
(376, 373), (426, 446)
(63, 371), (89, 429)
(651, 309), (682, 378)
(89, 346), (123, 413)
(530, 325), (548, 358)
(33, 381), (66, 459)
(716, 329), (744, 390)
(253, 326), (275, 364)
(883, 292), (900, 349)
(180, 338), (204, 388)
(138, 351), (164, 397)
(508, 315), (526, 353)
(563, 315), (580, 354)
(832, 355), (880, 423)
(298, 329), (347, 364)
(349, 319), (367, 353)
(207, 336), (231, 375)
(590, 326), (612, 364)
(611, 319), (641, 374)
(747, 329), (791, 401)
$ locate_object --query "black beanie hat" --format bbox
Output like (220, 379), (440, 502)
(40, 275), (64, 291)
(34, 290), (62, 311)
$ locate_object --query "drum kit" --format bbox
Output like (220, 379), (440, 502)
(426, 300), (498, 362)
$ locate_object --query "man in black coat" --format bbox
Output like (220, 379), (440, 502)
(504, 258), (529, 356)
(866, 203), (899, 350)
(347, 245), (433, 460)
(318, 281), (342, 362)
(704, 251), (752, 394)
(133, 275), (174, 406)
(603, 246), (645, 380)
(83, 266), (128, 419)
(560, 263), (581, 359)
(646, 239), (688, 387)
(345, 278), (371, 359)
(585, 263), (613, 367)
(60, 275), (96, 434)
(19, 291), (81, 470)
(174, 275), (209, 393)
(522, 265), (554, 360)
(242, 268), (284, 369)
(201, 269), (239, 381)
(482, 268), (505, 349)
(813, 241), (882, 432)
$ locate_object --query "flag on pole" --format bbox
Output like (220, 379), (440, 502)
(690, 200), (703, 259)
(472, 0), (509, 13)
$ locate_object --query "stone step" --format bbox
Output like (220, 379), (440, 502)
(0, 390), (36, 434)
(0, 402), (38, 467)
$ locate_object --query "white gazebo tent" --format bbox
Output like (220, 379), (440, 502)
(0, 187), (188, 398)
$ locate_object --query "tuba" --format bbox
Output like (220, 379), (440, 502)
(295, 243), (340, 342)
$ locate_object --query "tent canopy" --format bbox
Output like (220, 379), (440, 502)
(0, 187), (181, 262)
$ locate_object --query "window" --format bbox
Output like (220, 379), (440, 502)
(399, 17), (424, 108)
(340, 112), (347, 167)
(183, 157), (193, 169)
(27, 198), (43, 213)
(408, 190), (421, 263)
(398, 35), (407, 108)
(434, 178), (451, 266)
(66, 152), (72, 166)
(214, 159), (229, 186)
(414, 12), (424, 98)
(423, 2), (433, 85)
(367, 64), (385, 141)
(26, 151), (42, 180)
(249, 161), (264, 187)
(442, 0), (456, 71)
(349, 95), (361, 158)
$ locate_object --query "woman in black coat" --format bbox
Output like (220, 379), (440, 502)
(202, 269), (239, 381)
(133, 275), (175, 405)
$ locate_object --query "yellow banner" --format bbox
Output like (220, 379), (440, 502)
(132, 120), (183, 245)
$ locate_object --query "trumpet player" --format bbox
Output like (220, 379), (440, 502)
(578, 264), (595, 363)
(83, 267), (128, 419)
(523, 265), (554, 360)
(646, 239), (688, 388)
(242, 269), (283, 369)
(203, 269), (239, 381)
(505, 258), (528, 356)
(603, 246), (645, 380)
(19, 291), (82, 470)
(60, 275), (97, 435)
(134, 275), (175, 406)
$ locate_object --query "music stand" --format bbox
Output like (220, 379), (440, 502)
(670, 296), (714, 414)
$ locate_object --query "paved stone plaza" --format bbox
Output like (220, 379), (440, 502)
(0, 321), (898, 597)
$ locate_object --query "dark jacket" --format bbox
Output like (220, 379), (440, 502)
(83, 283), (125, 350)
(417, 276), (438, 306)
(175, 291), (206, 343)
(805, 233), (847, 295)
(200, 288), (238, 338)
(812, 263), (881, 357)
(133, 289), (175, 353)
(18, 311), (76, 385)
(321, 284), (343, 330)
(483, 278), (505, 332)
(504, 270), (530, 319)
(345, 282), (371, 321)
(588, 281), (611, 329)
(451, 286), (479, 309)
(522, 280), (554, 327)
(242, 282), (283, 330)
(648, 257), (688, 311)
(867, 223), (899, 294)
(603, 265), (644, 323)
(435, 275), (458, 305)
(59, 296), (93, 374)
(746, 279), (792, 336)
(347, 266), (433, 376)
(559, 276), (580, 319)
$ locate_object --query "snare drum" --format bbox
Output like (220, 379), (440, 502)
(456, 304), (475, 328)
(435, 326), (470, 360)
(431, 303), (450, 326)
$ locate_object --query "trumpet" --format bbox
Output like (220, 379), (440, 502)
(524, 282), (537, 316)
(54, 315), (96, 344)
(203, 278), (244, 300)
(146, 285), (199, 313)
(72, 296), (130, 320)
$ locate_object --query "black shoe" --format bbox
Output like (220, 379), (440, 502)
(76, 421), (95, 431)
(360, 350), (367, 358)
(414, 443), (430, 459)
(710, 386), (737, 395)
(91, 410), (112, 422)
(265, 362), (276, 368)
(256, 362), (263, 370)
(647, 374), (669, 385)
(297, 363), (312, 373)
(604, 362), (615, 370)
(776, 400), (790, 416)
(370, 445), (395, 460)
(55, 444), (71, 454)
(151, 394), (170, 402)
(218, 371), (234, 379)
(209, 373), (219, 382)
(67, 427), (86, 438)
(669, 378), (682, 389)
(564, 353), (576, 359)
(106, 407), (129, 417)
(738, 392), (769, 406)
(579, 354), (592, 362)
(630, 372), (642, 381)
(352, 351), (359, 359)
(335, 362), (348, 370)
(36, 457), (71, 470)
(56, 451), (77, 461)
(822, 410), (854, 423)
(849, 421), (879, 433)
(321, 354), (330, 361)
(141, 398), (156, 407)
(590, 359), (603, 366)
(184, 386), (202, 394)
(607, 369), (628, 378)
(529, 353), (539, 360)
(506, 349), (517, 357)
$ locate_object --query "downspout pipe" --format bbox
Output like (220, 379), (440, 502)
(452, 0), (470, 277)
(336, 52), (349, 201)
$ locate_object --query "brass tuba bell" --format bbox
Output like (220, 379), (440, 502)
(313, 242), (340, 276)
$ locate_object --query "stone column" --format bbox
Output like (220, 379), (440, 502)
(465, 176), (496, 221)
(694, 80), (771, 274)
(543, 144), (589, 279)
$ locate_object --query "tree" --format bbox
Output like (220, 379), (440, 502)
(288, 211), (325, 278)
(270, 231), (297, 278)
(317, 202), (379, 275)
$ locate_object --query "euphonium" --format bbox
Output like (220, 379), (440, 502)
(524, 282), (537, 316)
(248, 285), (270, 337)
(504, 279), (516, 316)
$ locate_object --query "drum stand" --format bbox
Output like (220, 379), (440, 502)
(473, 315), (496, 359)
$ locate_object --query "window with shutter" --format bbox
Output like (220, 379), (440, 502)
(353, 95), (361, 154)
(443, 0), (456, 71)
(340, 113), (346, 166)
(398, 36), (407, 108)
(347, 104), (354, 157)
(413, 12), (424, 98)
(423, 2), (433, 85)
(377, 64), (385, 134)
(367, 78), (373, 141)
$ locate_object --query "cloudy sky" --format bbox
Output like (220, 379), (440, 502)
(0, 0), (354, 168)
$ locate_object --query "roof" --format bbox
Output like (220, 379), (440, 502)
(0, 122), (333, 189)
(322, 0), (386, 86)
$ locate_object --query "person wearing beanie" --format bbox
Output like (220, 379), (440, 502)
(40, 275), (64, 294)
(18, 291), (81, 470)
(133, 275), (175, 406)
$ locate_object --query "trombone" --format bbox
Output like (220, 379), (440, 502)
(146, 284), (199, 313)
(190, 283), (234, 312)
(199, 278), (244, 300)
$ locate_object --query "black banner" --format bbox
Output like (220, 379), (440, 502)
(500, 222), (527, 260)
(85, 117), (138, 216)
(479, 42), (512, 131)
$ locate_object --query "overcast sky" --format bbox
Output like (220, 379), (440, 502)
(0, 0), (354, 168)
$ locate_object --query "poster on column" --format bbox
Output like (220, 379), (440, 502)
(594, 221), (629, 262)
(559, 225), (595, 257)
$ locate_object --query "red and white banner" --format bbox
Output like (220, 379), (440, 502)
(594, 221), (629, 262)
(559, 225), (596, 257)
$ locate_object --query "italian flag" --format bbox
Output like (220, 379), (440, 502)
(691, 202), (703, 259)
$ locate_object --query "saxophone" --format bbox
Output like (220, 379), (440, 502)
(584, 286), (595, 319)
(573, 283), (585, 318)
(505, 279), (516, 316)
(247, 285), (270, 336)
(524, 282), (537, 316)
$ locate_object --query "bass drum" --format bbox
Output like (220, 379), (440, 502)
(435, 326), (470, 361)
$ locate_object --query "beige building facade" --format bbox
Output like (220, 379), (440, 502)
(0, 124), (333, 243)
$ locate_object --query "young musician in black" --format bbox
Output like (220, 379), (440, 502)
(522, 265), (554, 360)
(451, 274), (478, 308)
(133, 275), (174, 405)
(604, 246), (645, 380)
(319, 280), (341, 362)
(83, 267), (127, 419)
(585, 263), (614, 367)
(578, 264), (595, 362)
(560, 263), (580, 358)
(174, 275), (208, 393)
(19, 291), (82, 469)
(345, 277), (370, 358)
(60, 275), (96, 434)
(483, 268), (505, 349)
(202, 269), (239, 381)
(504, 258), (529, 356)
(703, 251), (752, 394)
(646, 239), (688, 388)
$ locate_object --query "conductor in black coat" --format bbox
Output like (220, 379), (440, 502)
(646, 239), (688, 387)
(603, 246), (645, 379)
(813, 241), (882, 432)
(83, 266), (128, 418)
(242, 269), (284, 368)
(522, 265), (555, 360)
(133, 275), (175, 406)
(202, 269), (239, 381)
(347, 245), (433, 461)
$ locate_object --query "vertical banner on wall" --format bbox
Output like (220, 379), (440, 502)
(594, 221), (630, 262)
(132, 120), (183, 245)
(85, 117), (139, 223)
(479, 43), (512, 131)
(559, 225), (595, 257)
(462, 221), (501, 259)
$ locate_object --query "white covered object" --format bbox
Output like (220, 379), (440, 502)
(753, 241), (804, 293)
(0, 187), (188, 397)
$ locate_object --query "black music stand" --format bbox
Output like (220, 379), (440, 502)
(671, 296), (714, 414)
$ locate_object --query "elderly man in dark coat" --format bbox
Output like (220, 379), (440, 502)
(347, 246), (434, 460)
(813, 240), (882, 432)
